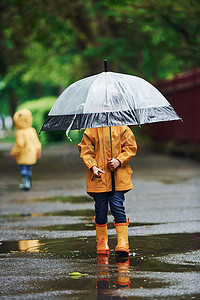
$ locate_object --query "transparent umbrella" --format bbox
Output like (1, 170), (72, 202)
(40, 61), (181, 134)
(40, 60), (181, 192)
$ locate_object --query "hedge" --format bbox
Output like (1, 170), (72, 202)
(18, 97), (83, 145)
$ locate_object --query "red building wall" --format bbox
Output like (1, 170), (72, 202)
(147, 67), (200, 144)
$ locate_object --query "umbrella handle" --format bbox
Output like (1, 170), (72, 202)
(111, 170), (115, 193)
(104, 59), (108, 72)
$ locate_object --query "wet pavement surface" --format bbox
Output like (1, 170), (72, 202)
(0, 143), (200, 299)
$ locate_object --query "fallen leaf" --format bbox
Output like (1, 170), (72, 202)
(69, 272), (88, 278)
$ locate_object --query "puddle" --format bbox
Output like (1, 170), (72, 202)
(160, 177), (189, 184)
(0, 233), (199, 299)
(1, 209), (95, 218)
(37, 209), (95, 217)
(40, 223), (96, 231)
(1, 233), (199, 268)
(30, 195), (92, 203)
(34, 222), (157, 232)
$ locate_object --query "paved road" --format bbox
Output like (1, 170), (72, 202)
(0, 142), (200, 299)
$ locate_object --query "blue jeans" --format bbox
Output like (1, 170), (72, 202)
(94, 191), (126, 225)
(18, 165), (32, 177)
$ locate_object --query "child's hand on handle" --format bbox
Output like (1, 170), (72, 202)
(91, 166), (105, 178)
(107, 158), (121, 171)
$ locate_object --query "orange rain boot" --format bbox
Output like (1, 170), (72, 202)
(114, 218), (129, 255)
(95, 217), (110, 255)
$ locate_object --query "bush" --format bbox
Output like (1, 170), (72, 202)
(18, 97), (83, 145)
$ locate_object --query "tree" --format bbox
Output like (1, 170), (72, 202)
(0, 0), (199, 115)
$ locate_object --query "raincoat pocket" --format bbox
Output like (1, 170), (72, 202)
(126, 165), (133, 175)
(115, 164), (133, 191)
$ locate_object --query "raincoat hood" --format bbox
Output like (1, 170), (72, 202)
(13, 109), (33, 129)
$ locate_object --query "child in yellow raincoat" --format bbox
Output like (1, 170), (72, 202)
(10, 109), (42, 191)
(78, 125), (137, 255)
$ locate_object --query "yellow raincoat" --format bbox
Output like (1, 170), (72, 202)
(10, 109), (41, 165)
(78, 126), (137, 195)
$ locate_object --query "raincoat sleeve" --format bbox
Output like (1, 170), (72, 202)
(116, 127), (137, 166)
(10, 131), (25, 156)
(78, 131), (97, 170)
(33, 128), (42, 154)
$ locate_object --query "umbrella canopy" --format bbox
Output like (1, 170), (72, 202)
(40, 71), (181, 133)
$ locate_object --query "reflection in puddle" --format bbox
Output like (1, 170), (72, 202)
(1, 239), (45, 254)
(115, 256), (131, 289)
(18, 240), (43, 253)
(97, 255), (131, 299)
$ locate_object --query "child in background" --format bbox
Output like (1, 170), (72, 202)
(10, 108), (41, 191)
(78, 125), (137, 255)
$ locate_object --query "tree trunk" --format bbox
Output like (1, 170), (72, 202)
(9, 92), (18, 118)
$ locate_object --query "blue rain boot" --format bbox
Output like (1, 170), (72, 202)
(19, 176), (31, 191)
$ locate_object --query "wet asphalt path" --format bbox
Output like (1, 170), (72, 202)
(0, 143), (200, 299)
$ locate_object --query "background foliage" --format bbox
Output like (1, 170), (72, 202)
(0, 0), (199, 136)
